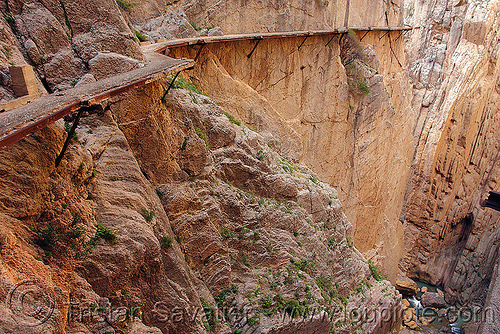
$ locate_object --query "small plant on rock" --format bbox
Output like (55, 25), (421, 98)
(134, 29), (148, 42)
(161, 236), (172, 248)
(116, 0), (135, 12)
(223, 112), (241, 126)
(141, 209), (155, 222)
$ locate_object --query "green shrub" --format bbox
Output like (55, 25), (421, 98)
(196, 128), (209, 146)
(32, 222), (59, 248)
(59, 0), (73, 37)
(223, 112), (241, 126)
(200, 298), (217, 330)
(247, 316), (259, 326)
(368, 260), (385, 281)
(3, 13), (14, 25)
(2, 45), (11, 59)
(181, 137), (188, 150)
(238, 227), (250, 239)
(221, 227), (235, 239)
(327, 238), (336, 249)
(74, 224), (116, 259)
(141, 209), (155, 222)
(167, 75), (207, 96)
(64, 122), (79, 142)
(214, 284), (238, 308)
(351, 80), (370, 95)
(95, 224), (116, 243)
(241, 253), (251, 267)
(116, 0), (135, 11)
(134, 29), (148, 42)
(161, 236), (172, 248)
(190, 22), (201, 31)
(346, 237), (353, 248)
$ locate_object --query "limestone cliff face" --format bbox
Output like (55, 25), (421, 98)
(400, 0), (500, 306)
(168, 29), (413, 281)
(175, 0), (500, 312)
(183, 0), (402, 33)
(0, 79), (403, 333)
(2, 0), (500, 332)
(0, 0), (143, 92)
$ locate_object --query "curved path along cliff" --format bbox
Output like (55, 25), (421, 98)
(0, 26), (409, 150)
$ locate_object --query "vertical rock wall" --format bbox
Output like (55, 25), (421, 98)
(401, 0), (500, 305)
(182, 0), (403, 33)
(168, 30), (414, 281)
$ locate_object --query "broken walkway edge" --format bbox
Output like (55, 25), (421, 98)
(0, 56), (193, 150)
(146, 26), (412, 53)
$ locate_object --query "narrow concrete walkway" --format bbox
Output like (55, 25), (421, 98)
(0, 26), (410, 149)
(0, 51), (192, 149)
(147, 26), (410, 52)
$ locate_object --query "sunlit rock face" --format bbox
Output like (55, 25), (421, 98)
(0, 0), (499, 333)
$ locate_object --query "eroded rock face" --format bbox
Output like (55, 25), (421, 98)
(110, 82), (403, 333)
(0, 80), (403, 333)
(400, 0), (500, 307)
(4, 0), (143, 91)
(182, 0), (402, 34)
(395, 275), (417, 295)
(167, 30), (411, 282)
(2, 0), (500, 332)
(0, 117), (206, 333)
(136, 5), (198, 41)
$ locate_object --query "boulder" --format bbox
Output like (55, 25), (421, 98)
(208, 27), (224, 36)
(89, 52), (141, 80)
(23, 39), (42, 65)
(402, 298), (410, 308)
(72, 22), (144, 63)
(75, 73), (96, 87)
(177, 133), (209, 175)
(403, 308), (413, 322)
(43, 47), (85, 90)
(16, 2), (70, 55)
(421, 286), (428, 293)
(395, 275), (418, 295)
(139, 8), (197, 41)
(207, 116), (236, 148)
(405, 320), (418, 330)
(421, 292), (446, 308)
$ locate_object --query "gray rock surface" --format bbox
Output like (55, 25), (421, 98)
(421, 292), (446, 309)
(138, 7), (197, 41)
(89, 52), (141, 80)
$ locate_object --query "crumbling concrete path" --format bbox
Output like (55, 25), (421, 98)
(0, 26), (410, 149)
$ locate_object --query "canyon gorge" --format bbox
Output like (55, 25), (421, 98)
(0, 0), (499, 333)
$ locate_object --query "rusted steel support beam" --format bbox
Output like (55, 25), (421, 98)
(395, 30), (405, 42)
(298, 35), (309, 50)
(379, 30), (390, 40)
(359, 30), (370, 42)
(55, 105), (86, 167)
(194, 43), (206, 61)
(325, 34), (336, 47)
(247, 38), (262, 58)
(165, 71), (181, 95)
(163, 65), (195, 97)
